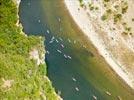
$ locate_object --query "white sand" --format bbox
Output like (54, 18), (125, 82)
(64, 0), (134, 89)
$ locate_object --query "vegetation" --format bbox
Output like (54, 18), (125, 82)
(0, 0), (59, 100)
(125, 27), (131, 32)
(101, 14), (108, 21)
(80, 3), (84, 8)
(79, 0), (83, 4)
(122, 31), (128, 35)
(113, 13), (122, 23)
(106, 9), (112, 14)
(79, 0), (132, 37)
(104, 0), (110, 2)
(132, 18), (134, 22)
(121, 1), (128, 14)
(101, 0), (129, 23)
(88, 3), (99, 11)
(79, 0), (84, 7)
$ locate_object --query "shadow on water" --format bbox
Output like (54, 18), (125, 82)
(19, 0), (134, 100)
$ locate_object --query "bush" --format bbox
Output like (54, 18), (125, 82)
(114, 14), (122, 23)
(104, 0), (110, 2)
(101, 14), (107, 21)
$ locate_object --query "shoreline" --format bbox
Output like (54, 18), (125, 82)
(64, 0), (134, 89)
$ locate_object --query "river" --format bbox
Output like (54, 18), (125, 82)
(19, 0), (134, 100)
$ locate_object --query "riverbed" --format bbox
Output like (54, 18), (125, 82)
(19, 0), (134, 100)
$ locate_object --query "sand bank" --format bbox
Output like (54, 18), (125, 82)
(64, 0), (134, 89)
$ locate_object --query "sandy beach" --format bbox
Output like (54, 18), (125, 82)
(64, 0), (134, 89)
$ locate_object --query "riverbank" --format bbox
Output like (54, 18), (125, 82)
(15, 0), (62, 99)
(64, 0), (134, 89)
(0, 0), (62, 99)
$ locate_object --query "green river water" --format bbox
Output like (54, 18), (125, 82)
(19, 0), (134, 100)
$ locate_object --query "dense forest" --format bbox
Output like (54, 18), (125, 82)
(0, 0), (59, 99)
